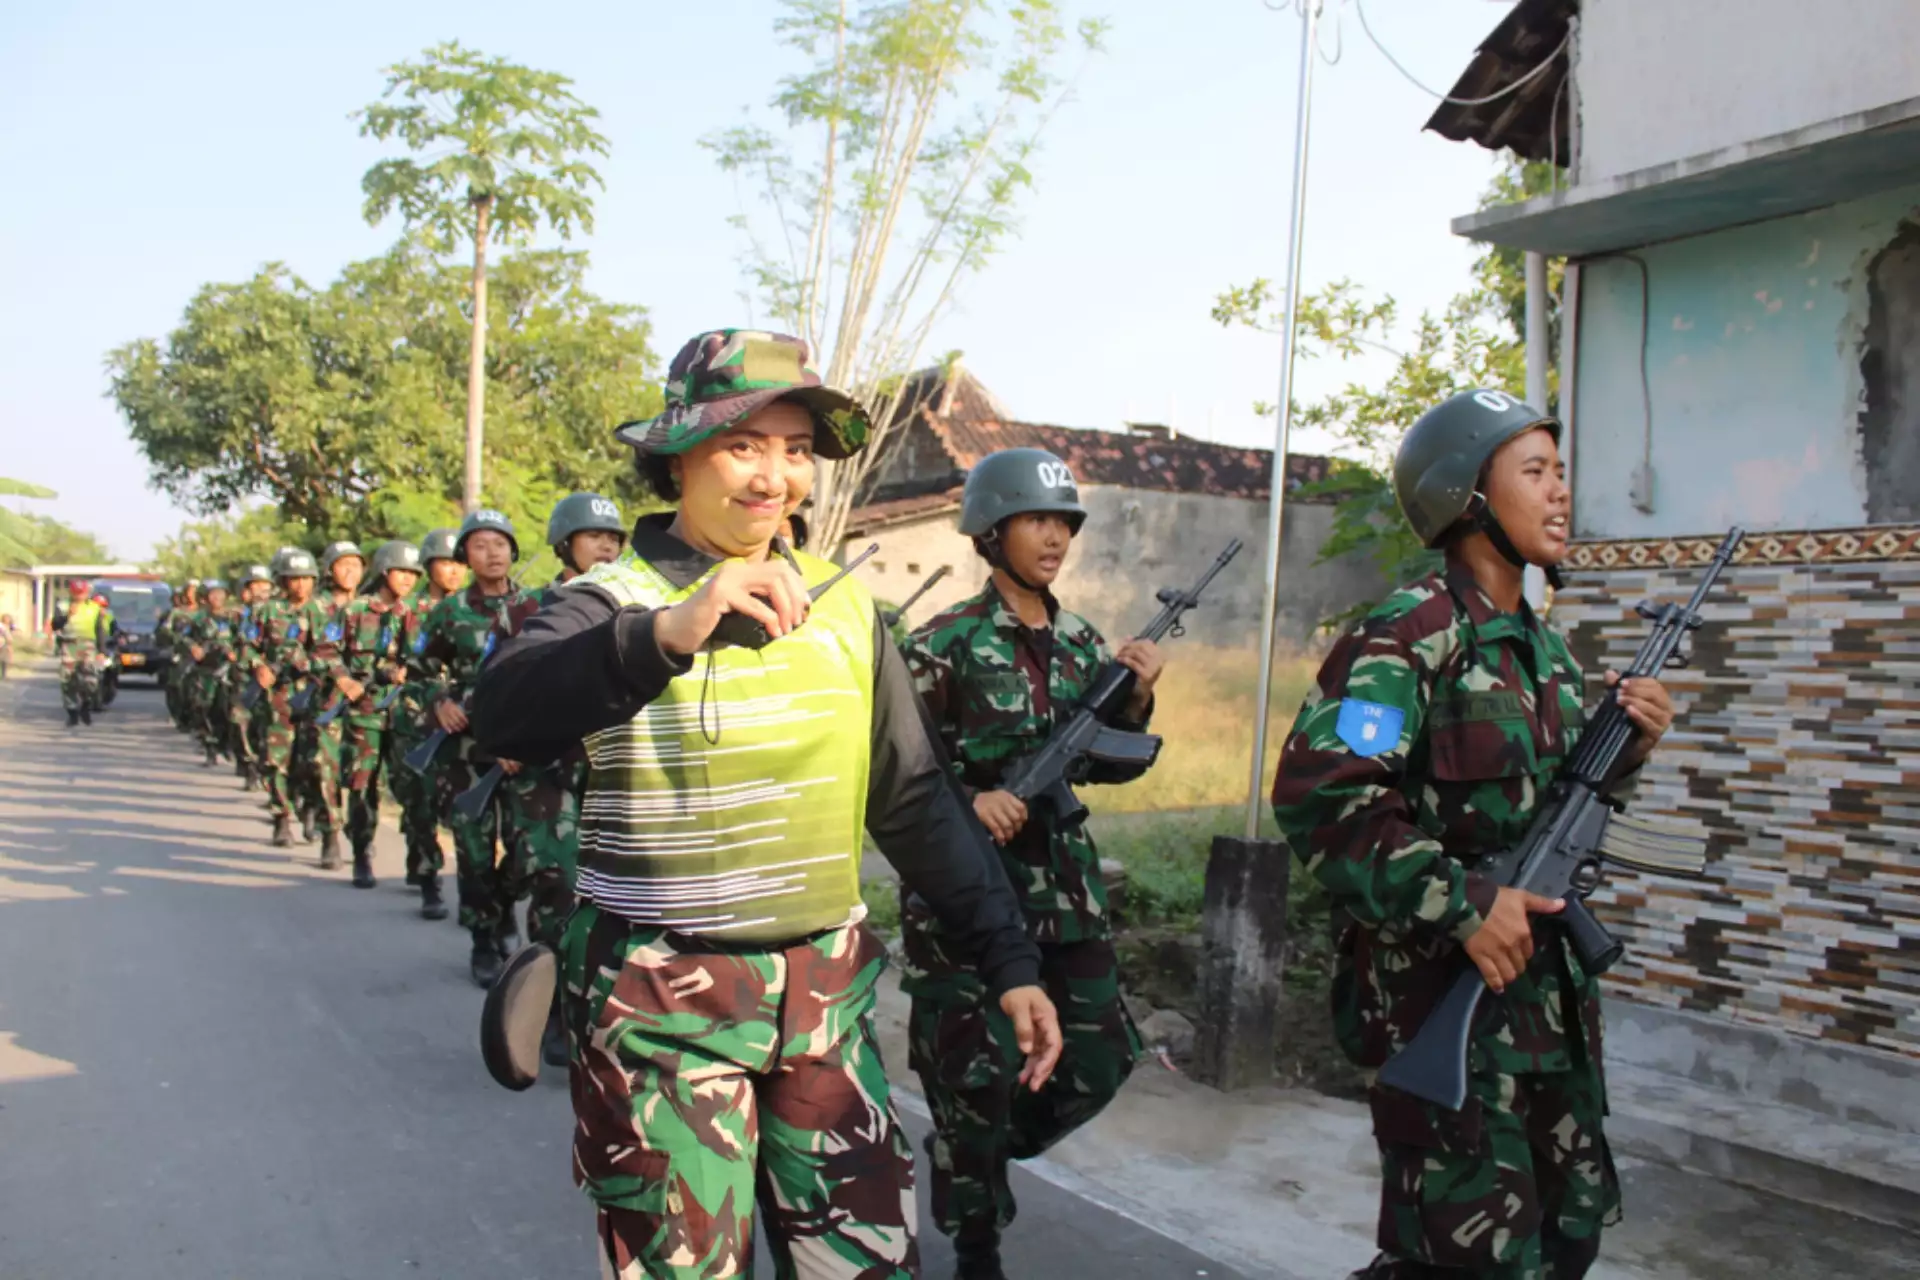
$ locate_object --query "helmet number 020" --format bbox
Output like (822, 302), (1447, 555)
(589, 499), (619, 519)
(1473, 389), (1517, 413)
(1036, 460), (1076, 491)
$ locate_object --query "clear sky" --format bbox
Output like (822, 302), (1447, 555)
(0, 0), (1519, 561)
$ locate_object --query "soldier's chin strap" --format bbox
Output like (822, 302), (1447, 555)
(1467, 494), (1565, 590)
(980, 529), (1046, 596)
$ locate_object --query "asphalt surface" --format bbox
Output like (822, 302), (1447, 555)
(0, 664), (1242, 1280)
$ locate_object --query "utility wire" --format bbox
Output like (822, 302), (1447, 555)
(1353, 0), (1571, 107)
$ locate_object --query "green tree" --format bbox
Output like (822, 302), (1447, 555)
(0, 479), (111, 568)
(358, 43), (611, 513)
(707, 0), (1107, 553)
(1214, 160), (1562, 626)
(107, 245), (663, 547)
(147, 506), (311, 584)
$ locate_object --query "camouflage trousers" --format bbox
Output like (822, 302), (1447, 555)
(227, 680), (260, 767)
(442, 756), (527, 938)
(341, 718), (388, 856)
(262, 689), (300, 819)
(565, 906), (916, 1279)
(291, 716), (344, 836)
(388, 719), (443, 878)
(1364, 1056), (1619, 1280)
(57, 644), (100, 712)
(191, 669), (229, 753)
(901, 902), (1139, 1238)
(504, 764), (581, 952)
(166, 657), (193, 725)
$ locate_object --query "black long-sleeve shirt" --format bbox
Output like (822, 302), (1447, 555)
(472, 517), (1042, 995)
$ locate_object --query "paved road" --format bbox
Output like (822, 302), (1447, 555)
(0, 664), (1241, 1280)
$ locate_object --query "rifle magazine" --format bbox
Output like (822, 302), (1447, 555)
(1599, 812), (1710, 879)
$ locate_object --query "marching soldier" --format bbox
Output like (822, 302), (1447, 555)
(390, 528), (464, 907)
(901, 448), (1160, 1278)
(417, 510), (533, 985)
(496, 491), (628, 1065)
(472, 327), (1061, 1279)
(185, 580), (235, 766)
(229, 565), (274, 789)
(1271, 391), (1676, 1280)
(162, 579), (200, 729)
(334, 541), (423, 890)
(253, 550), (328, 850)
(50, 579), (110, 727)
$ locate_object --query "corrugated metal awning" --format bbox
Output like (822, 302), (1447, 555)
(1423, 0), (1576, 166)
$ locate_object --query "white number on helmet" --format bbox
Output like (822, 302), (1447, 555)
(1473, 389), (1517, 413)
(589, 499), (619, 519)
(1035, 461), (1076, 491)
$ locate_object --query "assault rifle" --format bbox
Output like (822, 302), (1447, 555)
(1000, 539), (1244, 829)
(316, 685), (402, 728)
(881, 565), (951, 630)
(1376, 526), (1744, 1111)
(403, 715), (459, 775)
(453, 762), (506, 820)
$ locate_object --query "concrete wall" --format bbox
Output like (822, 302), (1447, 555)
(1572, 182), (1920, 540)
(1575, 0), (1920, 183)
(847, 486), (1388, 650)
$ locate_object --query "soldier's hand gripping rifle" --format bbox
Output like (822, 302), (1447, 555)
(1000, 539), (1244, 830)
(881, 565), (951, 630)
(316, 684), (401, 729)
(403, 704), (464, 776)
(1376, 527), (1744, 1111)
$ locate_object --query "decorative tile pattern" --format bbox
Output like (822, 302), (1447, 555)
(1565, 523), (1920, 572)
(1554, 547), (1920, 1060)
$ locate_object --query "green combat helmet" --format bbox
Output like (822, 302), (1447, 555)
(242, 564), (273, 586)
(371, 540), (424, 577)
(547, 492), (626, 557)
(959, 447), (1087, 537)
(320, 540), (364, 576)
(1393, 387), (1561, 579)
(454, 508), (518, 563)
(276, 549), (319, 581)
(201, 580), (228, 596)
(419, 528), (459, 565)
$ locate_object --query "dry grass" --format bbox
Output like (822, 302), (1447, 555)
(1086, 642), (1320, 817)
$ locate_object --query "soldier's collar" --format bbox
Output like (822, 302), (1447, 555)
(630, 512), (799, 591)
(1443, 558), (1541, 644)
(982, 577), (1057, 634)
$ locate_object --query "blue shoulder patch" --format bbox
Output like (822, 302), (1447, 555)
(412, 630), (429, 654)
(1335, 699), (1405, 758)
(324, 622), (343, 643)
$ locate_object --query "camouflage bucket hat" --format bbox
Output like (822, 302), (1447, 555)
(613, 329), (870, 460)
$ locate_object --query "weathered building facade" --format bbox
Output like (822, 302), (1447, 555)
(1433, 0), (1920, 1101)
(842, 365), (1387, 649)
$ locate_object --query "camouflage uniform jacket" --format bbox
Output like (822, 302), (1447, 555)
(188, 603), (240, 671)
(256, 598), (336, 696)
(337, 596), (412, 728)
(905, 581), (1151, 944)
(419, 584), (530, 763)
(1271, 560), (1639, 1079)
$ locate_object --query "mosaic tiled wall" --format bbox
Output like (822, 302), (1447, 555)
(1551, 525), (1920, 1060)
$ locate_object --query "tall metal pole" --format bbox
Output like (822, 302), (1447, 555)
(1243, 0), (1322, 840)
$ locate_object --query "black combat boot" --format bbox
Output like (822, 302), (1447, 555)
(496, 916), (521, 959)
(242, 765), (259, 792)
(67, 709), (80, 727)
(470, 933), (504, 988)
(351, 844), (376, 890)
(403, 843), (424, 888)
(317, 830), (342, 871)
(270, 816), (293, 847)
(204, 743), (219, 767)
(953, 1225), (1006, 1280)
(79, 702), (92, 726)
(300, 809), (317, 844)
(419, 873), (449, 921)
(541, 994), (569, 1069)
